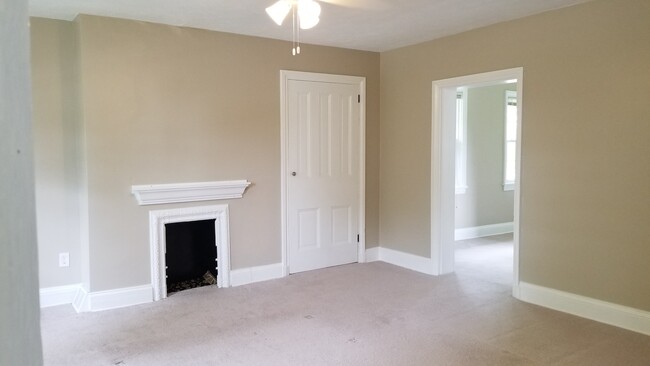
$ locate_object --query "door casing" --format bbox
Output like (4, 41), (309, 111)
(431, 67), (523, 298)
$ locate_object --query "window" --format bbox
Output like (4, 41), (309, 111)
(455, 88), (468, 194)
(503, 90), (517, 191)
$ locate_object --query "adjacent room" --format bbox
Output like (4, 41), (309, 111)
(2, 0), (649, 364)
(453, 81), (518, 285)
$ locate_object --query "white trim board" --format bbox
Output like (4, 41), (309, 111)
(230, 263), (284, 287)
(49, 263), (650, 337)
(455, 222), (514, 241)
(431, 67), (524, 297)
(40, 284), (82, 308)
(131, 180), (251, 206)
(365, 247), (435, 275)
(515, 282), (650, 336)
(73, 285), (153, 313)
(65, 262), (285, 312)
(365, 247), (379, 262)
(365, 246), (650, 336)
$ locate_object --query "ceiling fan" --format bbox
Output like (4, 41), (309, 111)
(265, 0), (321, 55)
(265, 0), (382, 55)
(266, 0), (321, 29)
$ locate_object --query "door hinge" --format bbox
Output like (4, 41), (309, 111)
(358, 94), (361, 103)
(357, 234), (360, 243)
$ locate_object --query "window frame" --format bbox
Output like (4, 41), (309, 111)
(503, 90), (517, 191)
(455, 88), (468, 195)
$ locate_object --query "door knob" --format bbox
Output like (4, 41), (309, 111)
(291, 172), (297, 176)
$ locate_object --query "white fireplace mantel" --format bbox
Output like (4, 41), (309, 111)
(131, 180), (251, 206)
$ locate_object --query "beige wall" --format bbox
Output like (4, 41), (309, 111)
(31, 0), (650, 313)
(31, 15), (380, 292)
(31, 19), (83, 288)
(455, 84), (515, 229)
(0, 0), (43, 363)
(380, 0), (650, 310)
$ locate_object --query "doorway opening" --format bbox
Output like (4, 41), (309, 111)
(454, 82), (518, 286)
(431, 68), (523, 297)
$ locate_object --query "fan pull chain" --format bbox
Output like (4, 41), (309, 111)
(296, 4), (301, 55)
(292, 5), (298, 55)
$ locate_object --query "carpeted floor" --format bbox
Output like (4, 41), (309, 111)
(40, 234), (650, 365)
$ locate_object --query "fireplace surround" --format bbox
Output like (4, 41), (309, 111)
(149, 205), (231, 301)
(132, 180), (249, 301)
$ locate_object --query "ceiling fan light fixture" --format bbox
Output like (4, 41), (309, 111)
(266, 0), (292, 26)
(266, 0), (321, 55)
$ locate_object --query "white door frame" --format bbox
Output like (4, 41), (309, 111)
(280, 70), (367, 276)
(431, 67), (523, 297)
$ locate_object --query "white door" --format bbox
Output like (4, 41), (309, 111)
(285, 75), (363, 274)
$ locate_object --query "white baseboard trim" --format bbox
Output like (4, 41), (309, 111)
(40, 284), (82, 308)
(365, 247), (379, 262)
(455, 222), (513, 241)
(515, 282), (650, 336)
(72, 286), (89, 312)
(73, 285), (153, 313)
(365, 247), (434, 275)
(67, 264), (284, 312)
(230, 263), (284, 287)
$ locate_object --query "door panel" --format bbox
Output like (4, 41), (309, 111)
(332, 206), (351, 245)
(287, 79), (361, 274)
(298, 208), (319, 249)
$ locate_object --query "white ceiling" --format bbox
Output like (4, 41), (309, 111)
(28, 0), (591, 52)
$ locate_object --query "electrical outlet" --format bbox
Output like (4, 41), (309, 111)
(59, 252), (69, 267)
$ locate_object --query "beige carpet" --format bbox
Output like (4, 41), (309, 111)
(41, 235), (650, 365)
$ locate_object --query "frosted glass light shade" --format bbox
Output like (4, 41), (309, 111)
(266, 0), (292, 26)
(298, 0), (321, 29)
(299, 14), (320, 29)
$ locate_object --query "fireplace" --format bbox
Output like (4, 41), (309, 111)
(165, 219), (218, 295)
(149, 205), (231, 300)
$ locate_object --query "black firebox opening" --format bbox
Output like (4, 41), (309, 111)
(165, 219), (217, 295)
